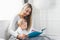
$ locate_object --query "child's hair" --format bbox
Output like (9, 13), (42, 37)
(17, 19), (22, 27)
(17, 19), (27, 27)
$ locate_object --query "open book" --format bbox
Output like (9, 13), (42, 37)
(28, 28), (46, 38)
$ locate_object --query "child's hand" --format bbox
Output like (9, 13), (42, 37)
(21, 34), (28, 39)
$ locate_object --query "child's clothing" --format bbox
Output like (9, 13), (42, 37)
(15, 27), (29, 35)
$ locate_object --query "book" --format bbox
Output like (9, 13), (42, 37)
(28, 28), (46, 38)
(28, 31), (42, 38)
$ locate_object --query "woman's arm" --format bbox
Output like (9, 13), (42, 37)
(8, 15), (19, 38)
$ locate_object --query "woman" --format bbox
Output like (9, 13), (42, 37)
(8, 3), (33, 40)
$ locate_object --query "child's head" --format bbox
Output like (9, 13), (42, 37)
(17, 18), (27, 30)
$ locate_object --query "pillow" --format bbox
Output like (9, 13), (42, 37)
(28, 31), (43, 38)
(0, 38), (5, 40)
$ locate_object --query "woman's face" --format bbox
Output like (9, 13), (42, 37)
(22, 5), (31, 17)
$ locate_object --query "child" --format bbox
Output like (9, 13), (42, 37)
(16, 18), (28, 40)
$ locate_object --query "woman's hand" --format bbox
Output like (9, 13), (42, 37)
(17, 34), (28, 39)
(17, 34), (21, 39)
(20, 34), (28, 39)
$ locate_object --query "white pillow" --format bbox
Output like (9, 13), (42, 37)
(0, 20), (10, 39)
(0, 38), (5, 40)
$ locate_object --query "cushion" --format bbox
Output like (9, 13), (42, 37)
(0, 20), (10, 40)
(0, 38), (5, 40)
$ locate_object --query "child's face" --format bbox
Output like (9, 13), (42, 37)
(18, 19), (27, 30)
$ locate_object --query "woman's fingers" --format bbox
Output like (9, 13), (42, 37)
(17, 34), (28, 39)
(21, 34), (28, 39)
(17, 34), (21, 39)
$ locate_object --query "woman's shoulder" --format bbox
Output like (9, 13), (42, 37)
(13, 14), (20, 20)
(14, 14), (20, 18)
(11, 14), (20, 22)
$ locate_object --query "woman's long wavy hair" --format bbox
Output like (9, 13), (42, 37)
(19, 3), (32, 31)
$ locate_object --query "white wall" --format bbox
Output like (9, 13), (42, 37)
(0, 0), (24, 20)
(47, 0), (60, 36)
(28, 0), (60, 37)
